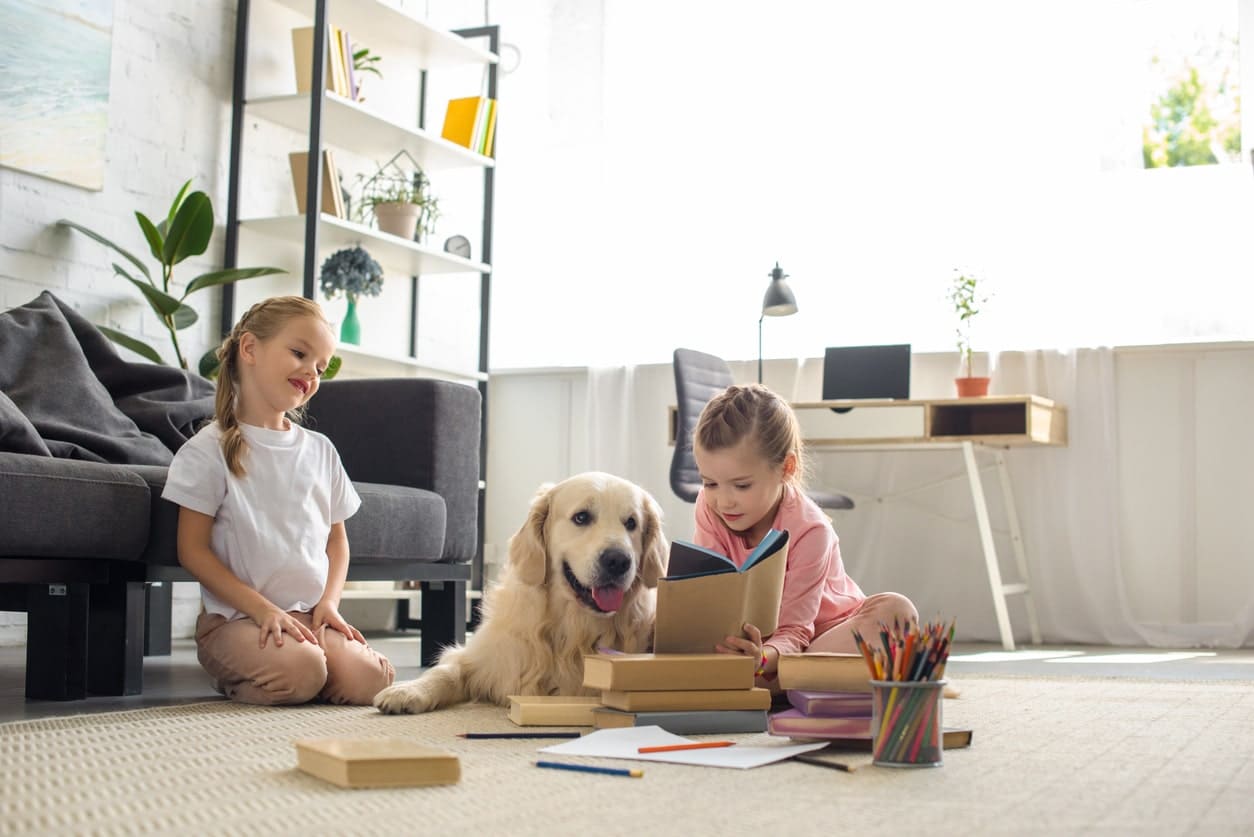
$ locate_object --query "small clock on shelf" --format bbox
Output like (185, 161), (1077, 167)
(443, 234), (471, 259)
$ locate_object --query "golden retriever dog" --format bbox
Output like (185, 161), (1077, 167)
(373, 471), (667, 714)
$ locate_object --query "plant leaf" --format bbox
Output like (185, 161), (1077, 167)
(98, 325), (166, 365)
(172, 304), (199, 330)
(167, 179), (192, 228)
(135, 212), (165, 267)
(184, 266), (286, 296)
(322, 355), (342, 380)
(57, 220), (151, 281)
(163, 191), (214, 265)
(113, 263), (181, 316)
(198, 347), (221, 379)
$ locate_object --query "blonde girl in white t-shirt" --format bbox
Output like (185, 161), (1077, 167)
(163, 296), (394, 706)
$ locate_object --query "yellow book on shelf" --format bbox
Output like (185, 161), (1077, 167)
(442, 96), (483, 149)
(508, 695), (601, 726)
(480, 98), (498, 156)
(293, 738), (460, 788)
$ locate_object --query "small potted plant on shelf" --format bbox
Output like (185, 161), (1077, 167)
(352, 44), (382, 102)
(355, 149), (440, 242)
(949, 268), (991, 397)
(320, 245), (384, 346)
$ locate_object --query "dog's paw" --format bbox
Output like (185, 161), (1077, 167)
(373, 680), (439, 714)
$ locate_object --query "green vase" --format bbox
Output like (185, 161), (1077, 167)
(340, 295), (361, 345)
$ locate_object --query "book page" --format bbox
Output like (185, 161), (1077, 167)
(666, 541), (735, 578)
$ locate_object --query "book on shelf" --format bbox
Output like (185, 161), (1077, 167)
(600, 686), (772, 713)
(291, 26), (350, 98)
(289, 150), (345, 219)
(507, 695), (601, 727)
(293, 738), (460, 788)
(441, 96), (497, 156)
(591, 708), (768, 735)
(581, 652), (756, 692)
(339, 28), (356, 101)
(653, 529), (789, 654)
(786, 689), (874, 717)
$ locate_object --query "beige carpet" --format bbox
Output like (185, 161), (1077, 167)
(2, 675), (1252, 836)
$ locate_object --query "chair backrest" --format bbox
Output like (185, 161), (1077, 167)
(670, 348), (734, 503)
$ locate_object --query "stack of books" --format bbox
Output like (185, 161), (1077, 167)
(292, 25), (361, 101)
(768, 652), (875, 739)
(581, 652), (768, 734)
(441, 96), (498, 157)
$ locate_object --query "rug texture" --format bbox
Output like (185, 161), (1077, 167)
(1, 675), (1252, 836)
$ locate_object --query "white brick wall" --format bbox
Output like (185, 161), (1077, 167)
(0, 0), (238, 645)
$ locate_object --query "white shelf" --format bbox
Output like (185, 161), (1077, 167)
(239, 214), (491, 276)
(249, 93), (495, 171)
(272, 0), (498, 69)
(333, 344), (487, 383)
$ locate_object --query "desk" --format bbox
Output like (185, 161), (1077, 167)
(668, 395), (1067, 650)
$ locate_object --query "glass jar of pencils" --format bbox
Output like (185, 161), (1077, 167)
(869, 678), (946, 768)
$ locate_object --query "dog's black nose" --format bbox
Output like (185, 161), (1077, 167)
(599, 549), (632, 579)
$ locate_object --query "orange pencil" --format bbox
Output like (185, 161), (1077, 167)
(638, 741), (735, 754)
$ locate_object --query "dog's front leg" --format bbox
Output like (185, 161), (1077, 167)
(373, 647), (470, 714)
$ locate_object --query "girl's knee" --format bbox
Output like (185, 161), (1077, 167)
(255, 654), (329, 705)
(867, 592), (918, 626)
(323, 651), (395, 705)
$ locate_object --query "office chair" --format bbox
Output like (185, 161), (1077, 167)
(670, 348), (855, 510)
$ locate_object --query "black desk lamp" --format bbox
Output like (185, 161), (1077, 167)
(758, 262), (798, 383)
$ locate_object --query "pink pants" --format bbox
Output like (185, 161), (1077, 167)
(806, 592), (919, 654)
(195, 611), (395, 706)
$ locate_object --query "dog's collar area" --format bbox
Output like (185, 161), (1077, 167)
(562, 561), (616, 614)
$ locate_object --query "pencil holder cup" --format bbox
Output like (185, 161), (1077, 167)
(869, 679), (946, 768)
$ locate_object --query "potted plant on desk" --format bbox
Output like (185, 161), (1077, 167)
(950, 269), (991, 397)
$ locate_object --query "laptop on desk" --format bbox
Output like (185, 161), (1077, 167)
(822, 344), (912, 413)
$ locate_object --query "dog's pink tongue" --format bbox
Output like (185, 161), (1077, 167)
(592, 585), (624, 613)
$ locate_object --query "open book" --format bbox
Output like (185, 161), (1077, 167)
(653, 529), (789, 654)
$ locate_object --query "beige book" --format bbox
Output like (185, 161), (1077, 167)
(293, 738), (460, 788)
(507, 695), (601, 727)
(600, 686), (772, 712)
(288, 150), (344, 218)
(291, 27), (336, 95)
(582, 653), (755, 692)
(653, 529), (789, 654)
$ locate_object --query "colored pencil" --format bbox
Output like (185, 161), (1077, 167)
(535, 761), (643, 778)
(637, 741), (735, 754)
(459, 732), (582, 739)
(793, 753), (856, 773)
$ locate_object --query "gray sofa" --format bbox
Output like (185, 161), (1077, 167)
(0, 293), (481, 700)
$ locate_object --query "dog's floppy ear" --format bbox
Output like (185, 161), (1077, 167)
(639, 491), (668, 589)
(508, 482), (553, 586)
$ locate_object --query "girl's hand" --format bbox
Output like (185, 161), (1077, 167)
(313, 600), (365, 644)
(254, 605), (319, 649)
(715, 622), (764, 661)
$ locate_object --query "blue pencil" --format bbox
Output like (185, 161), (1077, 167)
(535, 760), (643, 778)
(459, 732), (582, 739)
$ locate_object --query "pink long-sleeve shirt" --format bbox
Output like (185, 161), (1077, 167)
(694, 483), (865, 654)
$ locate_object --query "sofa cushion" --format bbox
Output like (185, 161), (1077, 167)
(0, 452), (149, 560)
(133, 468), (446, 568)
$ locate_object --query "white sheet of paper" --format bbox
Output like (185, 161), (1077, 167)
(538, 725), (827, 769)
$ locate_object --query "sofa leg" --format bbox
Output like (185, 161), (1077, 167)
(87, 579), (145, 696)
(419, 580), (466, 667)
(25, 583), (89, 701)
(144, 581), (173, 656)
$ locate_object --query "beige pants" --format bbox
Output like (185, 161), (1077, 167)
(806, 592), (920, 654)
(195, 611), (395, 706)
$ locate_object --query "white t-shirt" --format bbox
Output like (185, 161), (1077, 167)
(162, 420), (362, 620)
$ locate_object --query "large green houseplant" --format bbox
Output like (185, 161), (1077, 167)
(59, 181), (286, 377)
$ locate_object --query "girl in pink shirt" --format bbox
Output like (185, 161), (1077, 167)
(692, 383), (917, 685)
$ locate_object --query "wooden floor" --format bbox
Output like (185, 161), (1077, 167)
(2, 636), (1253, 723)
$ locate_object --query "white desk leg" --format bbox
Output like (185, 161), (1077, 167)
(995, 452), (1042, 644)
(962, 441), (1016, 651)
